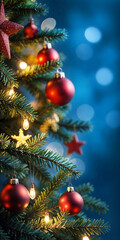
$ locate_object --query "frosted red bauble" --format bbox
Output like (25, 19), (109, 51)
(37, 47), (59, 65)
(24, 20), (38, 39)
(58, 189), (84, 216)
(45, 76), (75, 106)
(0, 182), (30, 213)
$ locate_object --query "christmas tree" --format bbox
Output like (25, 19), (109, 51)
(0, 0), (109, 239)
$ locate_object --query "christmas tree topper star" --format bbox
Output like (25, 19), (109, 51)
(11, 129), (31, 148)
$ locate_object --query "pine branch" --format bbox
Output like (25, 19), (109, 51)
(75, 183), (94, 195)
(0, 152), (28, 179)
(0, 61), (18, 88)
(0, 214), (55, 240)
(0, 90), (37, 121)
(83, 195), (109, 214)
(25, 171), (68, 220)
(49, 128), (72, 142)
(27, 133), (47, 148)
(11, 29), (68, 46)
(47, 217), (109, 238)
(17, 60), (61, 82)
(0, 225), (10, 240)
(2, 142), (79, 177)
(59, 119), (91, 133)
(8, 2), (48, 21)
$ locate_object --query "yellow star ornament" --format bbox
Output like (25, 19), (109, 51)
(11, 129), (32, 148)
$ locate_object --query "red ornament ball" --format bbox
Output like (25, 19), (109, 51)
(58, 187), (84, 216)
(45, 72), (75, 106)
(37, 43), (59, 65)
(0, 179), (30, 213)
(24, 19), (38, 39)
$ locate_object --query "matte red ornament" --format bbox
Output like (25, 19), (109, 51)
(45, 71), (75, 106)
(0, 2), (23, 59)
(58, 186), (84, 216)
(64, 134), (86, 155)
(0, 179), (30, 213)
(37, 42), (59, 65)
(24, 18), (38, 39)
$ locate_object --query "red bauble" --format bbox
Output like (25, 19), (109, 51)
(37, 42), (59, 65)
(0, 179), (30, 213)
(45, 71), (75, 106)
(24, 18), (38, 39)
(58, 187), (84, 216)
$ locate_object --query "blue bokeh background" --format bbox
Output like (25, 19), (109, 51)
(38, 0), (120, 239)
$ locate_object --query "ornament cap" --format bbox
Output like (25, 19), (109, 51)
(43, 42), (52, 49)
(30, 183), (35, 188)
(10, 178), (19, 185)
(28, 18), (34, 24)
(67, 186), (74, 192)
(55, 71), (65, 79)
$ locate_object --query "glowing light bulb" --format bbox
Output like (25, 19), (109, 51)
(83, 236), (89, 240)
(9, 88), (15, 96)
(19, 61), (27, 70)
(29, 184), (36, 200)
(23, 119), (29, 130)
(45, 212), (49, 223)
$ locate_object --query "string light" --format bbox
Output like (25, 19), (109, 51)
(8, 88), (15, 97)
(23, 118), (29, 130)
(83, 236), (90, 240)
(44, 212), (49, 223)
(19, 61), (27, 70)
(29, 184), (36, 200)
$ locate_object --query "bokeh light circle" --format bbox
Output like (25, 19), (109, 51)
(41, 18), (56, 31)
(76, 43), (93, 61)
(96, 68), (113, 86)
(85, 27), (102, 43)
(46, 142), (64, 155)
(106, 110), (120, 128)
(70, 158), (86, 174)
(77, 104), (95, 121)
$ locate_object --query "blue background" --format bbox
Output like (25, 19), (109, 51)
(38, 0), (120, 239)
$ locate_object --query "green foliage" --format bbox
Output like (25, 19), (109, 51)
(0, 225), (10, 240)
(17, 60), (61, 82)
(0, 152), (28, 179)
(0, 61), (18, 88)
(0, 90), (36, 121)
(59, 119), (91, 133)
(76, 182), (94, 195)
(11, 29), (68, 46)
(83, 195), (109, 214)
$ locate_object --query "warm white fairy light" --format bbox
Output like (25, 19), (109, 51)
(29, 184), (36, 200)
(19, 61), (27, 70)
(44, 212), (49, 223)
(83, 236), (90, 240)
(23, 118), (29, 130)
(9, 88), (15, 96)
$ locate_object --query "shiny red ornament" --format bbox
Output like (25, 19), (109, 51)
(0, 178), (30, 213)
(45, 71), (75, 106)
(64, 134), (86, 155)
(24, 18), (38, 39)
(58, 186), (84, 216)
(0, 2), (23, 59)
(37, 42), (59, 65)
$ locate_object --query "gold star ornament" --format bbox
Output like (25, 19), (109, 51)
(11, 129), (31, 148)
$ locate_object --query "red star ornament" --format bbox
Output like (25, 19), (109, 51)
(0, 2), (23, 59)
(64, 134), (86, 155)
